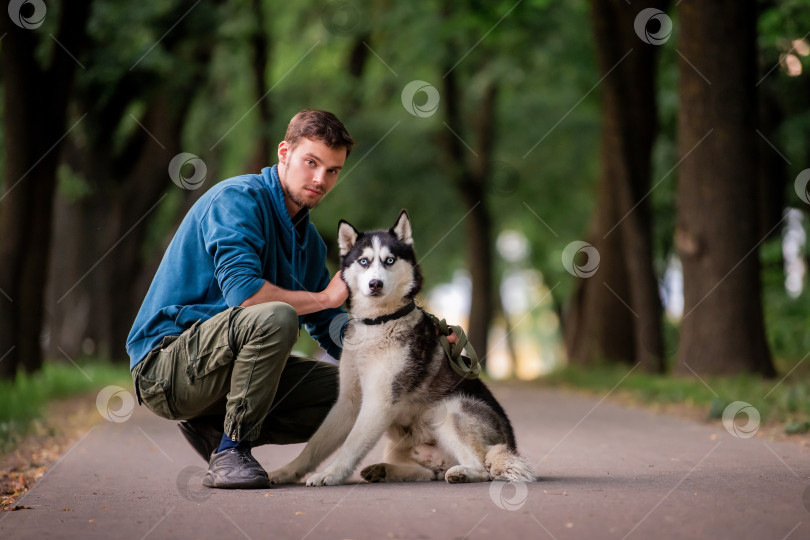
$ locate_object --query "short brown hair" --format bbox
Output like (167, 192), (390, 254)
(284, 109), (354, 157)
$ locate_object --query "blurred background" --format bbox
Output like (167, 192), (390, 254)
(1, 0), (809, 430)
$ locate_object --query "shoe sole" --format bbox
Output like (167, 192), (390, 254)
(202, 473), (269, 489)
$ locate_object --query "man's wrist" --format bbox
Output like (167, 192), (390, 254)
(319, 290), (336, 310)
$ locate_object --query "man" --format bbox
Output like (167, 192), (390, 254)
(126, 109), (352, 489)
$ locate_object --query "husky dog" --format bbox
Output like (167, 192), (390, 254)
(268, 210), (534, 486)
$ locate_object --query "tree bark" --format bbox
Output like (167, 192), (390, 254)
(0, 0), (93, 378)
(675, 0), (775, 376)
(565, 0), (667, 371)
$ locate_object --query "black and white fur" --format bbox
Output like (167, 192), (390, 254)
(268, 210), (534, 485)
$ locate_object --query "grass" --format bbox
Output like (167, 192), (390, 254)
(0, 359), (131, 454)
(538, 361), (810, 435)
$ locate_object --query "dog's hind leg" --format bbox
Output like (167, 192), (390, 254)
(361, 439), (438, 482)
(433, 407), (490, 483)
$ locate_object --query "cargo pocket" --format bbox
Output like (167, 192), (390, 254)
(184, 317), (235, 384)
(135, 348), (178, 420)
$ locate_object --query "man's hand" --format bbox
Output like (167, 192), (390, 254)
(321, 271), (348, 309)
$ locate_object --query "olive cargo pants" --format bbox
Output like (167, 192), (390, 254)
(131, 302), (338, 444)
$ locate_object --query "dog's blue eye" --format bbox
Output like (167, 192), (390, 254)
(359, 258), (368, 266)
(385, 257), (395, 265)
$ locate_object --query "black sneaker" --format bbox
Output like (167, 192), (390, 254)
(178, 417), (221, 462)
(202, 447), (269, 489)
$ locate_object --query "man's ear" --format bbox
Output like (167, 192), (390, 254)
(277, 140), (289, 166)
(338, 220), (359, 256)
(392, 209), (413, 245)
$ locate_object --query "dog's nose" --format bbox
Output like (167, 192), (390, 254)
(369, 279), (383, 292)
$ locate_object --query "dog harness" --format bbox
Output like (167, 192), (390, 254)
(359, 301), (481, 380)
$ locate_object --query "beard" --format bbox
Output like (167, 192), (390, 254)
(279, 167), (322, 210)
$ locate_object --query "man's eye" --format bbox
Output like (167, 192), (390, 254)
(385, 257), (395, 265)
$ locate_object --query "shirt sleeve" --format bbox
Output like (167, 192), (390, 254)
(200, 188), (267, 307)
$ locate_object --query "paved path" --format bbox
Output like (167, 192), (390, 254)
(1, 382), (808, 539)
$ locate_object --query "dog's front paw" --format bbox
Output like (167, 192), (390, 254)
(305, 471), (345, 486)
(268, 467), (303, 485)
(360, 463), (388, 483)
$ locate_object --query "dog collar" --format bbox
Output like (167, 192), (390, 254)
(359, 301), (417, 325)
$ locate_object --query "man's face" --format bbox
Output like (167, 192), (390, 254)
(277, 137), (347, 215)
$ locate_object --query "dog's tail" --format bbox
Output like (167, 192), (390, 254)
(485, 444), (536, 483)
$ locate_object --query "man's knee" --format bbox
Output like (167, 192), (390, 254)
(238, 302), (298, 344)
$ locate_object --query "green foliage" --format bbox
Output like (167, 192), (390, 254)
(542, 361), (810, 434)
(0, 360), (131, 454)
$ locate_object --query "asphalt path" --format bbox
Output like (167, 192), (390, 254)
(1, 381), (808, 539)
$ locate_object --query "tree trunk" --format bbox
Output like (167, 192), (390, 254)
(0, 0), (93, 378)
(441, 69), (496, 368)
(675, 0), (775, 376)
(565, 0), (667, 370)
(245, 0), (273, 173)
(46, 7), (218, 362)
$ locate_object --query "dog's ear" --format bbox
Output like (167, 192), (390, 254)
(392, 209), (413, 245)
(338, 220), (359, 256)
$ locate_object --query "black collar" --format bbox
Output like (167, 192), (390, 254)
(360, 301), (417, 325)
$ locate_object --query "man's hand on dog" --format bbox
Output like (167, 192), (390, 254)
(322, 271), (349, 309)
